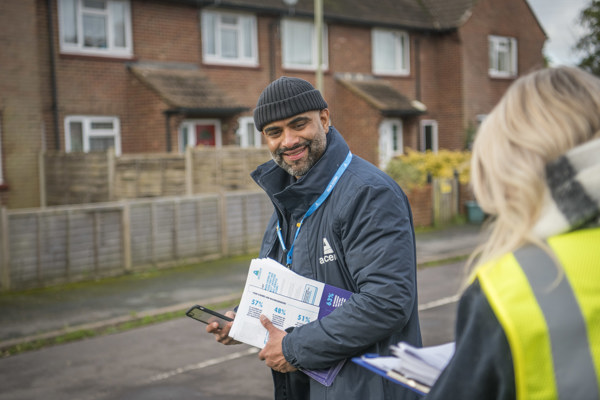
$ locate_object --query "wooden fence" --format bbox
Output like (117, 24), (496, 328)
(0, 192), (272, 291)
(43, 147), (271, 206)
(432, 177), (460, 226)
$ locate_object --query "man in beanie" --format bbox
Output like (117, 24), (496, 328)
(208, 76), (421, 400)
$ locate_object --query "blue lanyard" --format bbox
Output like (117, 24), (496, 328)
(277, 151), (353, 267)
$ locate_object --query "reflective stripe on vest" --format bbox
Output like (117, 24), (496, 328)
(476, 227), (600, 400)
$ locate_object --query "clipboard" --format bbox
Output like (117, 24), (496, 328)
(351, 357), (430, 396)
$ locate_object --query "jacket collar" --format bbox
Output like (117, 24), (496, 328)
(533, 138), (600, 238)
(251, 126), (350, 218)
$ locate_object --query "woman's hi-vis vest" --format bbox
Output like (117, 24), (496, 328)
(476, 227), (600, 400)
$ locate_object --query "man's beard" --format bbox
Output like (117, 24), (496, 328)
(272, 130), (327, 177)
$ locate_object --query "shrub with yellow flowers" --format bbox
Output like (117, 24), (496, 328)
(385, 148), (471, 190)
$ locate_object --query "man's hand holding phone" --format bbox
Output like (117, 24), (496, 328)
(206, 309), (239, 345)
(185, 305), (240, 345)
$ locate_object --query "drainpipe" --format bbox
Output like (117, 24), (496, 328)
(269, 20), (277, 83)
(47, 0), (60, 150)
(164, 111), (172, 152)
(414, 37), (421, 101)
(414, 36), (422, 151)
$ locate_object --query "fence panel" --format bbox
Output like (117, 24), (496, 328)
(432, 178), (459, 226)
(0, 192), (272, 291)
(153, 201), (176, 263)
(196, 195), (222, 256)
(39, 213), (68, 282)
(176, 199), (203, 259)
(8, 214), (39, 287)
(44, 148), (271, 207)
(129, 203), (154, 266)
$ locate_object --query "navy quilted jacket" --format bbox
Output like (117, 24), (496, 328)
(251, 127), (422, 400)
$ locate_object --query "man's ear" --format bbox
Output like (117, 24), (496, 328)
(320, 109), (330, 130)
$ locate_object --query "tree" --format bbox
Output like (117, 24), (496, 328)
(575, 0), (600, 75)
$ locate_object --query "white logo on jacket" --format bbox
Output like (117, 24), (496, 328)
(320, 238), (337, 264)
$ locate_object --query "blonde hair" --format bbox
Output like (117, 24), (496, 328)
(468, 66), (600, 271)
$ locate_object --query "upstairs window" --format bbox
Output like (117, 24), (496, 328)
(372, 29), (410, 76)
(58, 0), (133, 57)
(65, 116), (121, 155)
(489, 35), (517, 78)
(281, 18), (328, 71)
(201, 11), (258, 67)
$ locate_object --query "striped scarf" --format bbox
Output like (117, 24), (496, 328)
(533, 138), (600, 239)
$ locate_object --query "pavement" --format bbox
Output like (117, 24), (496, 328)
(0, 223), (485, 353)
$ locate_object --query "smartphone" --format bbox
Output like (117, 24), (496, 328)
(186, 305), (233, 329)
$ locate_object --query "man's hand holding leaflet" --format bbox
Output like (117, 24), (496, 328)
(229, 257), (352, 385)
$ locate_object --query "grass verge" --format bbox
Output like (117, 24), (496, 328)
(1, 298), (240, 358)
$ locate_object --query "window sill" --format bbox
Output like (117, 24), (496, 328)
(60, 52), (137, 63)
(488, 73), (517, 80)
(372, 71), (411, 79)
(282, 67), (330, 74)
(202, 62), (261, 70)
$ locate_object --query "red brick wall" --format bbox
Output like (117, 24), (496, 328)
(420, 32), (466, 150)
(331, 81), (381, 163)
(0, 0), (44, 208)
(131, 1), (201, 63)
(406, 185), (433, 227)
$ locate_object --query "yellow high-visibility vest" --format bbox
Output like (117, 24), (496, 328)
(475, 227), (600, 399)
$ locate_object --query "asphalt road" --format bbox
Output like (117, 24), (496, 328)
(0, 261), (465, 400)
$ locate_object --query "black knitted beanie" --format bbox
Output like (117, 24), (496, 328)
(253, 76), (328, 132)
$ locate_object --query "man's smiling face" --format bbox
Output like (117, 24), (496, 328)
(262, 109), (329, 178)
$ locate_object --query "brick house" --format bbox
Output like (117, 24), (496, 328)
(0, 0), (546, 208)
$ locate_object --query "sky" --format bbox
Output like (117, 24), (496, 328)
(526, 0), (590, 66)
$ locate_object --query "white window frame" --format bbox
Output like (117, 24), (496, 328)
(378, 119), (403, 169)
(489, 35), (517, 78)
(201, 10), (258, 67)
(237, 117), (262, 148)
(372, 28), (410, 76)
(420, 120), (438, 153)
(281, 18), (328, 71)
(64, 115), (122, 155)
(58, 0), (133, 57)
(178, 119), (222, 153)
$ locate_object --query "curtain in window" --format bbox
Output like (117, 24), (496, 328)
(69, 121), (84, 152)
(60, 0), (78, 44)
(109, 1), (126, 47)
(83, 14), (107, 48)
(89, 137), (115, 152)
(284, 21), (313, 66)
(221, 27), (238, 58)
(374, 31), (397, 71)
(203, 13), (216, 55)
(242, 18), (253, 58)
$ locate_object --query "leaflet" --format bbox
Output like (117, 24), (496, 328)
(230, 258), (352, 386)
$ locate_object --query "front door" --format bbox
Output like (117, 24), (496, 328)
(195, 124), (216, 146)
(179, 119), (222, 152)
(378, 119), (403, 169)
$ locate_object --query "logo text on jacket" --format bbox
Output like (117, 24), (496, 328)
(320, 237), (337, 264)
